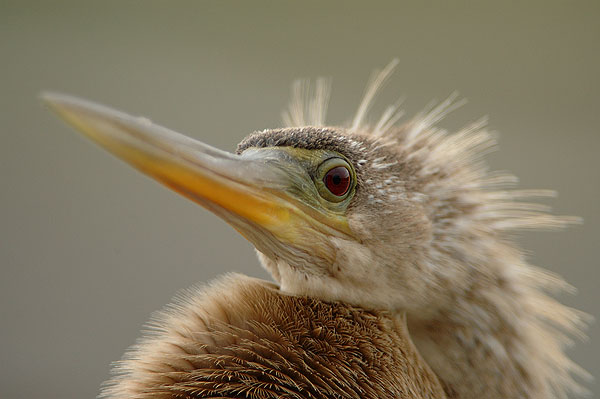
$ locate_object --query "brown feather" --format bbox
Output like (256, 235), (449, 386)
(101, 274), (446, 399)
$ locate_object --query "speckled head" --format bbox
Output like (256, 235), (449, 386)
(234, 125), (438, 310)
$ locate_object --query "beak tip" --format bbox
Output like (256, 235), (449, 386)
(40, 92), (114, 145)
(40, 92), (116, 134)
(39, 91), (76, 120)
(39, 90), (63, 107)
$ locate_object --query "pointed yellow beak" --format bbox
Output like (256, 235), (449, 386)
(41, 93), (352, 264)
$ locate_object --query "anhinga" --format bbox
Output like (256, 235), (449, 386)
(43, 61), (587, 399)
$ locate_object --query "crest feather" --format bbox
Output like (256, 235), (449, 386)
(351, 58), (399, 131)
(282, 78), (331, 127)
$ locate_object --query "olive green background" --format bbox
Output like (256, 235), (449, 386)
(1, 1), (598, 398)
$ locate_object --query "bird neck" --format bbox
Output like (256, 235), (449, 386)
(406, 289), (528, 398)
(404, 263), (573, 399)
(259, 245), (583, 398)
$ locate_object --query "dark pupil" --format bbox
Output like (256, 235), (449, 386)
(324, 166), (351, 196)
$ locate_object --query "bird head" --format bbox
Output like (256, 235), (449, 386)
(233, 126), (434, 311)
(42, 65), (573, 314)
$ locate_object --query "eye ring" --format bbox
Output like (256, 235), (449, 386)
(315, 157), (355, 203)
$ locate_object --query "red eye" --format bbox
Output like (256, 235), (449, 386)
(323, 166), (351, 196)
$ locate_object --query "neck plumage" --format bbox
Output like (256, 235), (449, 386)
(406, 249), (588, 399)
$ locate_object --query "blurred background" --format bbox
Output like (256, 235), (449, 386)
(1, 1), (598, 398)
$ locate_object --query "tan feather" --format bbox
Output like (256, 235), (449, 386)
(101, 274), (447, 399)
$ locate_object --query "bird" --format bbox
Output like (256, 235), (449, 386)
(42, 60), (588, 399)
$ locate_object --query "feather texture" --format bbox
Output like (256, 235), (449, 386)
(101, 274), (446, 399)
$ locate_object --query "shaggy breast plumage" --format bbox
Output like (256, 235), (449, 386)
(101, 274), (446, 399)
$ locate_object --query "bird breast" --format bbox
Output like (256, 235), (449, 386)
(101, 273), (447, 399)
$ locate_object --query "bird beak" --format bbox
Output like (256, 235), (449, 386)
(41, 93), (352, 263)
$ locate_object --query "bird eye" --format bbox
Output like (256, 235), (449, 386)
(315, 157), (355, 203)
(324, 166), (351, 196)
